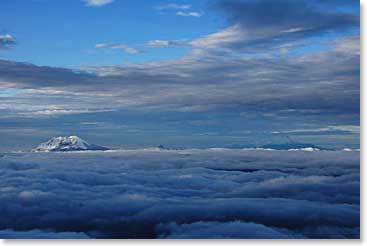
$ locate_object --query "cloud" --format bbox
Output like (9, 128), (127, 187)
(333, 35), (359, 56)
(146, 40), (171, 47)
(190, 0), (358, 53)
(0, 149), (360, 238)
(18, 108), (117, 117)
(95, 43), (141, 54)
(272, 125), (360, 135)
(155, 3), (203, 18)
(146, 39), (187, 47)
(176, 11), (203, 17)
(0, 229), (89, 239)
(0, 32), (359, 123)
(155, 3), (192, 10)
(0, 127), (56, 136)
(330, 125), (360, 134)
(84, 0), (114, 7)
(157, 221), (301, 239)
(0, 34), (16, 50)
(190, 24), (243, 49)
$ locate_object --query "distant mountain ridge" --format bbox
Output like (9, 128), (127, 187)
(34, 136), (108, 152)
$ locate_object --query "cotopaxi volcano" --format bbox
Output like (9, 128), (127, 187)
(34, 136), (109, 152)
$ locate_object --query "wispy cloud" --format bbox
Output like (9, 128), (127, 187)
(155, 3), (203, 18)
(146, 40), (171, 47)
(204, 0), (359, 53)
(155, 3), (191, 10)
(84, 0), (113, 7)
(272, 125), (360, 135)
(176, 11), (203, 18)
(190, 24), (243, 50)
(146, 39), (187, 47)
(0, 34), (16, 50)
(95, 43), (141, 54)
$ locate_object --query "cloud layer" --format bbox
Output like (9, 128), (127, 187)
(0, 33), (359, 117)
(0, 149), (360, 238)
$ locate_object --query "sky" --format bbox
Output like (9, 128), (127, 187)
(0, 0), (360, 150)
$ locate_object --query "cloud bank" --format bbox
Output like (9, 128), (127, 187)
(0, 33), (359, 117)
(0, 149), (359, 238)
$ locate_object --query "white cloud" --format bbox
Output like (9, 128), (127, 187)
(155, 3), (203, 18)
(329, 125), (360, 134)
(155, 3), (191, 10)
(176, 11), (203, 17)
(0, 34), (14, 40)
(147, 40), (171, 47)
(272, 125), (360, 135)
(95, 43), (141, 54)
(84, 0), (113, 7)
(146, 39), (186, 47)
(281, 27), (309, 33)
(95, 43), (111, 48)
(19, 108), (116, 117)
(190, 24), (244, 49)
(0, 127), (56, 136)
(333, 35), (359, 56)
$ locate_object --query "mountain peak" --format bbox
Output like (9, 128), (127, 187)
(34, 136), (108, 152)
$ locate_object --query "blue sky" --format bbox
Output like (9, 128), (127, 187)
(0, 0), (360, 150)
(0, 0), (218, 66)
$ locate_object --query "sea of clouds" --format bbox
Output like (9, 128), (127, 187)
(0, 149), (360, 239)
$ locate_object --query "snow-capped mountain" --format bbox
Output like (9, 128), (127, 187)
(34, 136), (108, 152)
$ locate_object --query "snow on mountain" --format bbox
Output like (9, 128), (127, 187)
(34, 136), (108, 152)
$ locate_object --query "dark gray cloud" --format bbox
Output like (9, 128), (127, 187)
(0, 149), (359, 238)
(151, 0), (358, 53)
(218, 0), (358, 32)
(0, 59), (99, 88)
